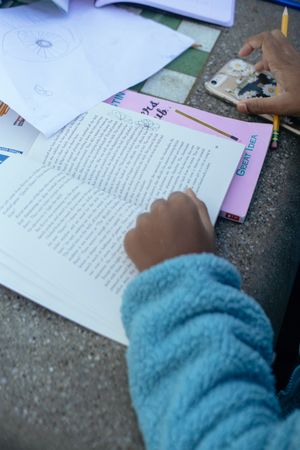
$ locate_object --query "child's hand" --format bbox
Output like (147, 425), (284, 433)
(124, 190), (215, 272)
(237, 30), (300, 116)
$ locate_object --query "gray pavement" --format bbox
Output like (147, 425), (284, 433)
(0, 0), (300, 449)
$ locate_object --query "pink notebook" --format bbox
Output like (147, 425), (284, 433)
(106, 90), (272, 223)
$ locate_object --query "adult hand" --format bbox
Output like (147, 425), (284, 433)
(237, 30), (300, 116)
(124, 190), (215, 272)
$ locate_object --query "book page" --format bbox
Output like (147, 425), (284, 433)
(28, 103), (244, 224)
(0, 157), (141, 344)
(0, 255), (123, 342)
(52, 0), (69, 12)
(106, 90), (273, 222)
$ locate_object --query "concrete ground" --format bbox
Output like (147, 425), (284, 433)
(0, 0), (300, 449)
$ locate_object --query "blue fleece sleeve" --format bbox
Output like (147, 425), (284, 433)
(122, 254), (300, 450)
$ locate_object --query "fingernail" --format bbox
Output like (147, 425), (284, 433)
(185, 188), (196, 198)
(237, 102), (248, 114)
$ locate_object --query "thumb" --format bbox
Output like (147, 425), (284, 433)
(185, 188), (214, 234)
(237, 93), (292, 115)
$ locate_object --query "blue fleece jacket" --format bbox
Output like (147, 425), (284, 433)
(122, 254), (300, 450)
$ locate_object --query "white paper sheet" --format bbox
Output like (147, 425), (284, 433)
(95, 0), (236, 27)
(0, 0), (193, 136)
(52, 0), (69, 12)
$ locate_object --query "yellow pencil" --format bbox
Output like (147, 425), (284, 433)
(271, 7), (288, 150)
(175, 109), (239, 141)
(0, 102), (9, 116)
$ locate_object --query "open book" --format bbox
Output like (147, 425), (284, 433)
(106, 90), (273, 223)
(55, 0), (236, 27)
(0, 103), (244, 345)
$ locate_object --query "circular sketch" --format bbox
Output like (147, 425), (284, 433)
(136, 118), (160, 131)
(2, 27), (80, 62)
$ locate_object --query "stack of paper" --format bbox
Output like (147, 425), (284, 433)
(0, 0), (193, 135)
(96, 0), (237, 27)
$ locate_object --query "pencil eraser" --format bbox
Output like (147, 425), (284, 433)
(271, 141), (279, 150)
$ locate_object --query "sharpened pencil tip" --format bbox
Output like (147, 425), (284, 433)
(283, 6), (288, 15)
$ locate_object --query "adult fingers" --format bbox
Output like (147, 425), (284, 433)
(255, 59), (270, 72)
(239, 41), (255, 57)
(237, 92), (293, 115)
(239, 30), (283, 59)
(239, 32), (272, 56)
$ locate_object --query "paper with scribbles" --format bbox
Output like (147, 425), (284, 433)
(0, 0), (193, 136)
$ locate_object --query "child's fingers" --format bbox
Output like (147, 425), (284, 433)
(185, 189), (214, 235)
(150, 198), (167, 213)
(185, 187), (199, 204)
(124, 228), (136, 256)
(237, 92), (293, 115)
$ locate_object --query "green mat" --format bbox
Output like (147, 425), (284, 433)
(130, 7), (221, 103)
